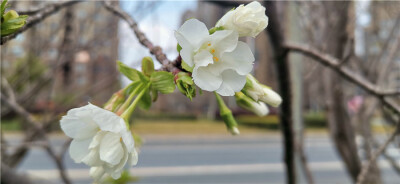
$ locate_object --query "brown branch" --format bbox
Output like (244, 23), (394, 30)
(43, 144), (71, 184)
(356, 123), (400, 184)
(1, 77), (71, 184)
(102, 1), (181, 73)
(1, 0), (83, 45)
(284, 42), (400, 114)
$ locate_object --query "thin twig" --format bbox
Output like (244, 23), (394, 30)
(356, 123), (400, 184)
(284, 42), (400, 114)
(102, 1), (181, 73)
(1, 0), (82, 45)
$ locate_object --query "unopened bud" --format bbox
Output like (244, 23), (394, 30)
(175, 72), (196, 100)
(242, 74), (282, 107)
(260, 85), (282, 107)
(235, 92), (269, 116)
(3, 10), (19, 22)
(104, 89), (125, 112)
(215, 92), (240, 135)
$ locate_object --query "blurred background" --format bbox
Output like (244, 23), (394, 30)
(1, 1), (400, 184)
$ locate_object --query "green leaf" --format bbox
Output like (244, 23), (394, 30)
(181, 60), (193, 72)
(138, 88), (152, 110)
(117, 61), (148, 82)
(1, 0), (8, 16)
(150, 71), (175, 94)
(141, 57), (154, 77)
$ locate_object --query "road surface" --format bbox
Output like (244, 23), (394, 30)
(6, 133), (400, 184)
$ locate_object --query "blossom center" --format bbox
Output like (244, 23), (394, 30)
(206, 43), (219, 62)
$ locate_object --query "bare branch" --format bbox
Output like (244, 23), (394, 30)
(356, 123), (400, 184)
(1, 0), (82, 45)
(102, 1), (181, 73)
(284, 42), (400, 114)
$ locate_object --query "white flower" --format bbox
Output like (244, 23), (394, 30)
(60, 103), (138, 181)
(243, 75), (282, 107)
(216, 1), (268, 37)
(175, 19), (254, 96)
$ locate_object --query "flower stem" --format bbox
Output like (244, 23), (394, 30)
(214, 92), (240, 135)
(120, 83), (151, 124)
(116, 82), (143, 115)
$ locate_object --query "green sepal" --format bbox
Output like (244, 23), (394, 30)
(141, 57), (154, 77)
(117, 61), (148, 82)
(177, 44), (182, 53)
(176, 72), (196, 100)
(150, 71), (175, 94)
(181, 60), (194, 72)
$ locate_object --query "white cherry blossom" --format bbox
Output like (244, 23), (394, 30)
(60, 103), (138, 181)
(216, 1), (268, 37)
(175, 19), (254, 96)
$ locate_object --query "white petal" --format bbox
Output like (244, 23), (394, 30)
(69, 138), (92, 163)
(221, 41), (254, 75)
(261, 87), (282, 107)
(216, 70), (246, 96)
(193, 50), (214, 67)
(192, 50), (223, 92)
(252, 102), (269, 117)
(210, 30), (238, 55)
(216, 10), (234, 27)
(129, 149), (139, 166)
(106, 146), (129, 179)
(180, 47), (194, 67)
(60, 105), (99, 140)
(99, 132), (124, 165)
(82, 148), (102, 167)
(89, 131), (107, 149)
(92, 106), (126, 133)
(175, 19), (209, 49)
(90, 167), (105, 182)
(121, 130), (135, 153)
(192, 68), (222, 92)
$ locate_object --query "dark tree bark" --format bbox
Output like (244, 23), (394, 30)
(264, 2), (296, 184)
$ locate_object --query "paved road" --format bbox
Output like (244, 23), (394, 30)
(6, 133), (400, 184)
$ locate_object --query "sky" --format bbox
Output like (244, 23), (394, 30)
(118, 1), (197, 85)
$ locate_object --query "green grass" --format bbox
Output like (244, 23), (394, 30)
(1, 118), (21, 131)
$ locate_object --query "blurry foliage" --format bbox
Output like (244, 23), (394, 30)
(6, 54), (47, 93)
(0, 118), (21, 131)
(104, 171), (139, 184)
(237, 112), (327, 129)
(134, 110), (197, 121)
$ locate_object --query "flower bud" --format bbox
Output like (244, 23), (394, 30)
(242, 74), (282, 107)
(104, 89), (125, 112)
(216, 1), (268, 37)
(259, 85), (282, 107)
(235, 92), (269, 117)
(175, 72), (196, 100)
(3, 10), (19, 22)
(215, 93), (240, 135)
